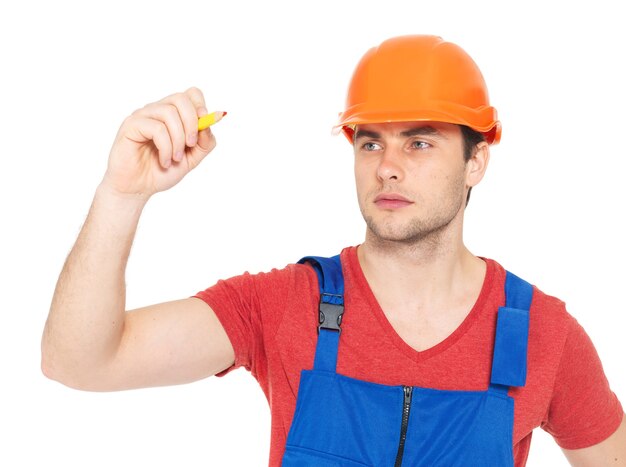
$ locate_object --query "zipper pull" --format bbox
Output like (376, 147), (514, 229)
(404, 385), (413, 404)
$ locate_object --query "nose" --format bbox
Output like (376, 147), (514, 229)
(376, 147), (404, 182)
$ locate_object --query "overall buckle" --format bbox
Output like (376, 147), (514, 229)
(318, 293), (344, 334)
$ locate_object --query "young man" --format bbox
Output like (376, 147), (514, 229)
(42, 35), (625, 466)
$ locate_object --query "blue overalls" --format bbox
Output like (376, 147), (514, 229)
(282, 255), (532, 466)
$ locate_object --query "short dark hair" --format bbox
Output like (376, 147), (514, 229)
(460, 125), (485, 205)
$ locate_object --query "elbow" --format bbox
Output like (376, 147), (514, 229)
(40, 344), (104, 392)
(41, 358), (108, 392)
(40, 327), (114, 391)
(40, 336), (61, 382)
(40, 350), (55, 381)
(40, 333), (68, 385)
(41, 326), (70, 386)
(40, 348), (81, 389)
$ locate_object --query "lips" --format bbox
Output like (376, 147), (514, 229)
(374, 193), (413, 209)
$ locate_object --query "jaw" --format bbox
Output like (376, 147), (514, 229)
(361, 196), (466, 254)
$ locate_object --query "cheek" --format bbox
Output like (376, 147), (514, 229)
(407, 163), (464, 200)
(441, 165), (470, 201)
(406, 164), (440, 190)
(354, 160), (371, 193)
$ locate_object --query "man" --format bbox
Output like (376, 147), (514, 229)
(42, 35), (624, 465)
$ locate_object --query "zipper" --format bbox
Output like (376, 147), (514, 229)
(394, 385), (413, 467)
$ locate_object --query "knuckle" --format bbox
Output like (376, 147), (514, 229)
(171, 92), (188, 106)
(121, 115), (135, 126)
(186, 86), (202, 95)
(119, 115), (138, 134)
(155, 120), (168, 136)
(185, 86), (205, 103)
(164, 103), (180, 120)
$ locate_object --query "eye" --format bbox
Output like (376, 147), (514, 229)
(361, 141), (382, 151)
(411, 140), (430, 150)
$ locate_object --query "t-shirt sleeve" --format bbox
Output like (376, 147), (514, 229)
(542, 317), (624, 449)
(193, 263), (313, 378)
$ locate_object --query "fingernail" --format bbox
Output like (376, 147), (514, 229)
(198, 107), (208, 117)
(174, 151), (183, 162)
(189, 134), (198, 146)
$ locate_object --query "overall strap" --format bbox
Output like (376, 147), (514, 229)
(298, 255), (345, 373)
(490, 271), (533, 390)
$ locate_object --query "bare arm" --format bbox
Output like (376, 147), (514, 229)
(41, 88), (234, 391)
(562, 415), (626, 466)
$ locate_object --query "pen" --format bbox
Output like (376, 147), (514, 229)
(198, 111), (227, 131)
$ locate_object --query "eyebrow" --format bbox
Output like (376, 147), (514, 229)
(353, 125), (445, 141)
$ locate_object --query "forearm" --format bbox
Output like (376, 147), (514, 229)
(42, 184), (148, 387)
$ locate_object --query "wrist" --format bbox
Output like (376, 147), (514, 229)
(95, 181), (151, 210)
(93, 182), (150, 227)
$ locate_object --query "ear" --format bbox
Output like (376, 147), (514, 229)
(465, 141), (490, 188)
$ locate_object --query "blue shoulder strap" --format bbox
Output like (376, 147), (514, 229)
(298, 255), (344, 306)
(490, 271), (533, 388)
(298, 255), (344, 372)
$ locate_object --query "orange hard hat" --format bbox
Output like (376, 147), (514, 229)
(334, 35), (501, 145)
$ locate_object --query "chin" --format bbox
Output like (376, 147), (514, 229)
(365, 215), (450, 245)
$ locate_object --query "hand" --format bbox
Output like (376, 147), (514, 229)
(101, 87), (217, 199)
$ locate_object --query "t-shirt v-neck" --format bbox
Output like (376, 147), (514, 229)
(342, 245), (496, 365)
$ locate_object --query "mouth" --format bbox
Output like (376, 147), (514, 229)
(373, 193), (413, 210)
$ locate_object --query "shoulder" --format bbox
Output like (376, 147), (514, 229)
(484, 258), (573, 322)
(484, 258), (577, 353)
(196, 260), (316, 299)
(195, 247), (362, 309)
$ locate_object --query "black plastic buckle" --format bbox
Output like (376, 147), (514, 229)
(318, 298), (344, 334)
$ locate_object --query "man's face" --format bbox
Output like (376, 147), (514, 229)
(353, 121), (470, 245)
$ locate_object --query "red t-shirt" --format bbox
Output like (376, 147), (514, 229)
(195, 246), (623, 466)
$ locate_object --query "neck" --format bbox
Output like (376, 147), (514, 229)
(358, 221), (484, 309)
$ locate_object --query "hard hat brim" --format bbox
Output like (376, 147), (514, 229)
(333, 107), (501, 145)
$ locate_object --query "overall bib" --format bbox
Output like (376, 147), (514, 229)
(282, 255), (532, 466)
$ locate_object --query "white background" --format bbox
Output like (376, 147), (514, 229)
(1, 0), (624, 465)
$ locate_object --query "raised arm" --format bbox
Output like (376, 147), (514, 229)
(41, 88), (234, 391)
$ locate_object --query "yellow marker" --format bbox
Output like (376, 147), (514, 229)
(198, 111), (227, 131)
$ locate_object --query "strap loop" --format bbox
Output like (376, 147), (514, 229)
(490, 271), (533, 388)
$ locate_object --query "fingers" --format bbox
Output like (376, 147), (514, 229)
(161, 87), (206, 146)
(125, 117), (174, 168)
(129, 88), (211, 169)
(133, 104), (185, 165)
